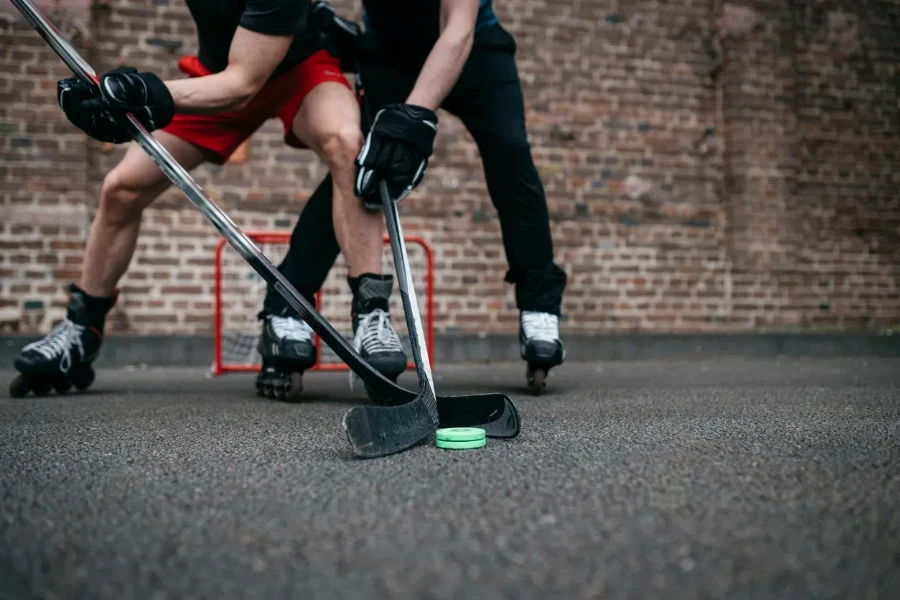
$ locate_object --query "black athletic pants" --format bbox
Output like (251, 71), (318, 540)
(263, 24), (566, 319)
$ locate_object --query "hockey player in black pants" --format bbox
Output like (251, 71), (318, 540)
(261, 0), (567, 394)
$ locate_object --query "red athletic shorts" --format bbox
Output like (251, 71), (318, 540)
(161, 49), (351, 164)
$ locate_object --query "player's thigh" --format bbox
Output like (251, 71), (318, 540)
(106, 131), (211, 204)
(291, 82), (362, 154)
(446, 49), (528, 144)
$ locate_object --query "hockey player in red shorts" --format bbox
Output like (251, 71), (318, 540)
(9, 1), (405, 400)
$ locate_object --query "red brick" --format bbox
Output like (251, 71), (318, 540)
(161, 286), (203, 295)
(50, 241), (84, 250)
(132, 314), (178, 324)
(53, 270), (81, 280)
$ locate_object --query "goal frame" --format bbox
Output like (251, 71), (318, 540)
(212, 231), (434, 376)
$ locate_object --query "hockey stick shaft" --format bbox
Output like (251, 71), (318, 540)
(379, 180), (438, 423)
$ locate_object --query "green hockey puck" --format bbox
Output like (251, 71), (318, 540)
(436, 437), (487, 450)
(435, 427), (486, 443)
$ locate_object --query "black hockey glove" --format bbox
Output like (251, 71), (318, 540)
(57, 78), (128, 143)
(99, 67), (175, 132)
(57, 67), (174, 144)
(354, 103), (438, 209)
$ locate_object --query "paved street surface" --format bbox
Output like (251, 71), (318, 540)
(2, 358), (899, 599)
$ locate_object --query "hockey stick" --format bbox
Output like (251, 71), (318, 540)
(10, 0), (518, 450)
(341, 181), (441, 456)
(340, 57), (518, 456)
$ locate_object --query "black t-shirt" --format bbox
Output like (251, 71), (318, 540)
(361, 0), (501, 52)
(186, 0), (318, 79)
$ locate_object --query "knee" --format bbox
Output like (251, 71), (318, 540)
(98, 170), (152, 225)
(317, 122), (363, 172)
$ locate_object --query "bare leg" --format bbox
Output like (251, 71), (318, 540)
(80, 132), (211, 297)
(291, 82), (383, 278)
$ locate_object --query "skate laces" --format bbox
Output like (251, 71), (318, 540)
(349, 309), (404, 389)
(521, 311), (559, 342)
(353, 309), (404, 354)
(22, 319), (85, 373)
(269, 316), (313, 342)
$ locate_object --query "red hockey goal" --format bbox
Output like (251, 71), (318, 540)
(212, 231), (434, 376)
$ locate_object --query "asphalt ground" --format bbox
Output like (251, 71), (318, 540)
(1, 358), (899, 599)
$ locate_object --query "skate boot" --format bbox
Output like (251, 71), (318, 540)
(255, 313), (317, 402)
(519, 311), (565, 396)
(349, 274), (408, 404)
(9, 284), (117, 398)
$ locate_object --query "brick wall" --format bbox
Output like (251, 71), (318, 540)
(1, 0), (898, 338)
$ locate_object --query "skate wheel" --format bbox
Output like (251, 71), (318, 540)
(71, 367), (94, 392)
(284, 372), (304, 402)
(53, 379), (72, 395)
(29, 380), (51, 397)
(8, 374), (30, 398)
(527, 367), (546, 396)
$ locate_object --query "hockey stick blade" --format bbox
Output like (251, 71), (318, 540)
(344, 391), (513, 458)
(11, 0), (519, 448)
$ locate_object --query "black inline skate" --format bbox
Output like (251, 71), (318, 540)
(255, 313), (318, 401)
(348, 274), (408, 404)
(520, 310), (565, 396)
(8, 284), (117, 398)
